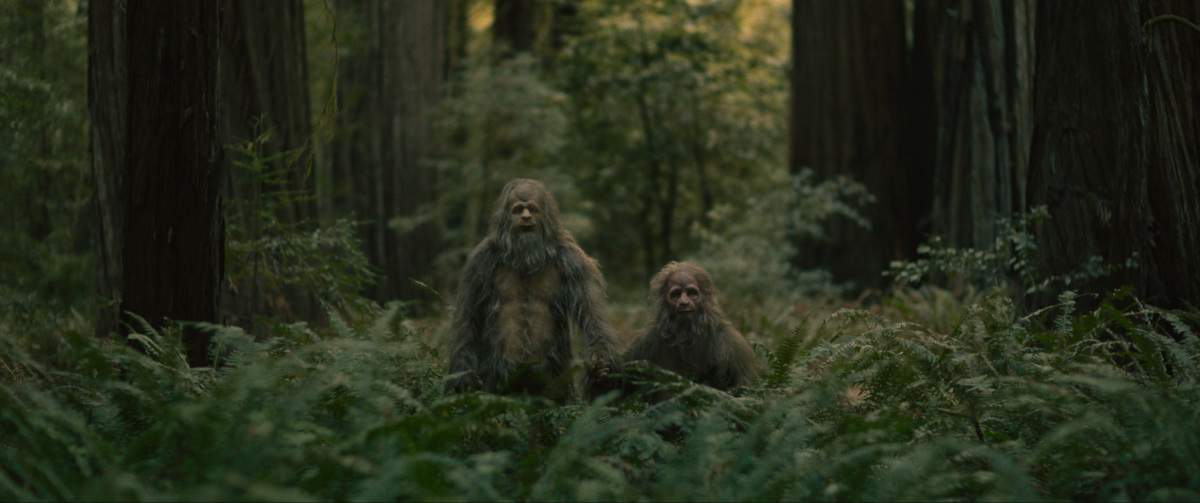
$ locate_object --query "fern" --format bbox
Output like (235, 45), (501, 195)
(4, 281), (1200, 501)
(761, 324), (804, 388)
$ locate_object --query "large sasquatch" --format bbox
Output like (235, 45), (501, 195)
(444, 179), (622, 399)
(626, 261), (759, 391)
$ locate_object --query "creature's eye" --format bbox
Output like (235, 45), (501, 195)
(687, 288), (699, 298)
(669, 289), (681, 300)
(512, 205), (523, 215)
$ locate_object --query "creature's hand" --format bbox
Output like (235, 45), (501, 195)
(587, 354), (611, 380)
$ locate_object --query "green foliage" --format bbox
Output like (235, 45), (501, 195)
(5, 2), (1198, 501)
(816, 288), (1200, 501)
(686, 167), (871, 345)
(226, 220), (376, 305)
(0, 1), (92, 310)
(691, 168), (872, 298)
(5, 282), (1200, 501)
(888, 205), (1139, 297)
(557, 0), (792, 283)
(224, 126), (378, 314)
(432, 51), (586, 278)
(426, 0), (808, 295)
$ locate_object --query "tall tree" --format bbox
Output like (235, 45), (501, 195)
(791, 0), (931, 291)
(89, 0), (224, 366)
(795, 0), (1199, 311)
(915, 0), (1199, 309)
(335, 0), (446, 305)
(493, 0), (577, 64)
(219, 0), (315, 226)
(218, 0), (317, 326)
(89, 0), (126, 341)
(921, 0), (1036, 261)
(1026, 0), (1200, 309)
(494, 0), (538, 53)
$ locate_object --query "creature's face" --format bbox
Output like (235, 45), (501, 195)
(508, 184), (543, 233)
(666, 271), (702, 317)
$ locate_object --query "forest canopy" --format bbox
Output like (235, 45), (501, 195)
(2, 0), (1199, 501)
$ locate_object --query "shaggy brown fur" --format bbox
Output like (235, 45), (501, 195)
(625, 262), (759, 391)
(444, 179), (622, 399)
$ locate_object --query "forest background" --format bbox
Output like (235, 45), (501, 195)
(2, 0), (1200, 501)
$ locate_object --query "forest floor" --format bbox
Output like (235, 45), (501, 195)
(2, 284), (1198, 501)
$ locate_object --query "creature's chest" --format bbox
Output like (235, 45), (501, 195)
(493, 267), (561, 364)
(651, 334), (713, 380)
(494, 266), (561, 305)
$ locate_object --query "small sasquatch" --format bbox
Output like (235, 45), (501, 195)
(625, 261), (759, 392)
(444, 179), (622, 399)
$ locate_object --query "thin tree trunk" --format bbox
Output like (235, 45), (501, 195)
(447, 0), (469, 78)
(690, 88), (714, 229)
(494, 0), (537, 53)
(395, 1), (446, 305)
(635, 88), (665, 277)
(88, 0), (127, 339)
(220, 0), (315, 227)
(219, 0), (316, 326)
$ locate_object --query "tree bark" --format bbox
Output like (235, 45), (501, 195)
(795, 0), (1199, 310)
(336, 0), (445, 305)
(1027, 0), (1200, 309)
(791, 0), (927, 292)
(88, 0), (127, 339)
(925, 0), (1036, 255)
(90, 0), (225, 366)
(447, 0), (470, 78)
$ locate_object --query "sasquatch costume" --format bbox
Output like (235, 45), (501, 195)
(444, 179), (622, 399)
(625, 261), (759, 391)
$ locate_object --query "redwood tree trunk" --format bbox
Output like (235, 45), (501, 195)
(925, 0), (1036, 255)
(1027, 0), (1200, 309)
(494, 0), (537, 53)
(336, 0), (445, 305)
(795, 0), (1199, 310)
(88, 0), (127, 339)
(90, 0), (225, 366)
(791, 0), (928, 292)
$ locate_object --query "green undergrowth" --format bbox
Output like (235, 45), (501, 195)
(2, 287), (1199, 501)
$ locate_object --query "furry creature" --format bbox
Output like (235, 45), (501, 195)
(625, 261), (759, 391)
(444, 179), (622, 399)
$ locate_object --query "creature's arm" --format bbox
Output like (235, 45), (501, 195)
(560, 245), (621, 362)
(444, 242), (498, 394)
(557, 244), (624, 394)
(721, 327), (761, 389)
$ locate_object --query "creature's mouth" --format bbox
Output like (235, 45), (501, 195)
(518, 224), (536, 231)
(676, 307), (695, 314)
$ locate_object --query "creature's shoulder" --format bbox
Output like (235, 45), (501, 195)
(719, 323), (754, 353)
(555, 241), (600, 275)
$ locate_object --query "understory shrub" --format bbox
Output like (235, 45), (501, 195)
(2, 285), (1198, 501)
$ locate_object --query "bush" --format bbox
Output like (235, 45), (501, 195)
(3, 283), (1199, 501)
